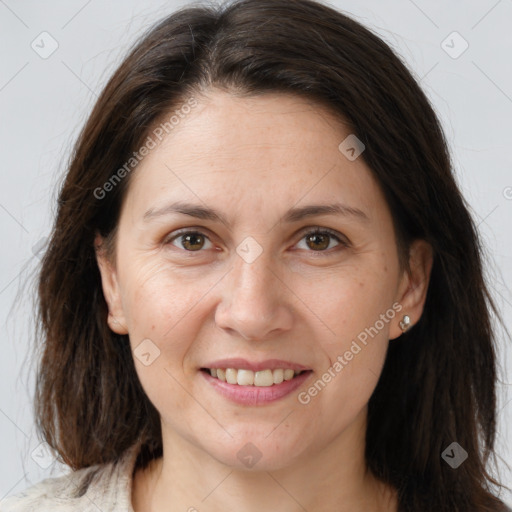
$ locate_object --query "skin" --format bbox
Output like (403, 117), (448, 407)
(96, 90), (433, 512)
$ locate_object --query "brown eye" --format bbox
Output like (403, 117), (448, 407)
(166, 231), (213, 251)
(181, 233), (205, 251)
(305, 232), (331, 251)
(296, 228), (348, 253)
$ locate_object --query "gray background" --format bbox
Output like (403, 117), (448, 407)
(1, 0), (511, 506)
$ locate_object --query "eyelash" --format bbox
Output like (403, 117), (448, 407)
(164, 227), (349, 255)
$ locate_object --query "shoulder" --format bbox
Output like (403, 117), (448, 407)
(0, 465), (103, 512)
(0, 444), (140, 512)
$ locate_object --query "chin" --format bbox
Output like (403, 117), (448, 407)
(204, 435), (306, 472)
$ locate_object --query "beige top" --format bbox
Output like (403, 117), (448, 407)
(0, 444), (141, 512)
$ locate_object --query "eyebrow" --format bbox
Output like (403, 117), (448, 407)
(142, 201), (369, 226)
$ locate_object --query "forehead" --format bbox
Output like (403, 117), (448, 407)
(121, 90), (386, 225)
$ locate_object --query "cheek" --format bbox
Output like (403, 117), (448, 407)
(296, 261), (397, 410)
(303, 261), (397, 346)
(119, 258), (210, 366)
(119, 260), (214, 425)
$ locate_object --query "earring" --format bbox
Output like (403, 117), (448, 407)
(399, 315), (411, 332)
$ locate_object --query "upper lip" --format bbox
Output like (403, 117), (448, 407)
(202, 358), (311, 372)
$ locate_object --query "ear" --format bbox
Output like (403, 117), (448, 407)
(389, 239), (433, 340)
(94, 232), (129, 335)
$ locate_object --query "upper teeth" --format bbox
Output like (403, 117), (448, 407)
(209, 368), (300, 386)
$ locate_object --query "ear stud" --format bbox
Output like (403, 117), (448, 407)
(399, 315), (411, 332)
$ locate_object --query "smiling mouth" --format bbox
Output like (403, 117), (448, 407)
(200, 368), (312, 387)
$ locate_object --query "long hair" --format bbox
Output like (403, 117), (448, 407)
(34, 1), (508, 510)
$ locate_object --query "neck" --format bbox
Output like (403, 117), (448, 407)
(132, 408), (397, 512)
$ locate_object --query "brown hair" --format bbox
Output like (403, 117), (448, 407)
(34, 0), (509, 510)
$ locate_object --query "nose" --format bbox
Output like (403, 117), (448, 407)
(214, 251), (294, 341)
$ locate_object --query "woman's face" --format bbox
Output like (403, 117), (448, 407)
(97, 90), (430, 470)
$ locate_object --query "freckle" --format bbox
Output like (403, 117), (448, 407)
(384, 266), (388, 273)
(359, 282), (364, 287)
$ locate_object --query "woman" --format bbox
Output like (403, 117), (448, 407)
(2, 0), (510, 511)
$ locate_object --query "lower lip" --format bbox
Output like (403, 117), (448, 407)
(201, 370), (313, 406)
